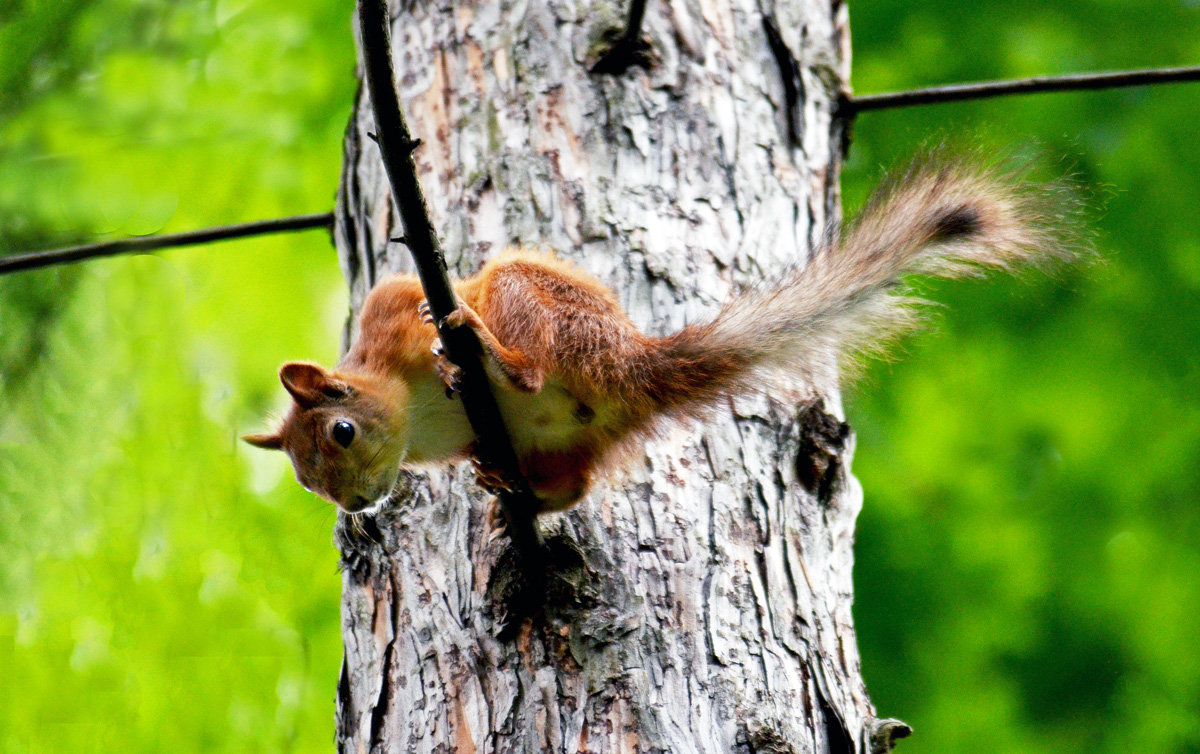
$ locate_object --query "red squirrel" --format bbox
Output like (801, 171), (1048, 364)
(244, 160), (1077, 513)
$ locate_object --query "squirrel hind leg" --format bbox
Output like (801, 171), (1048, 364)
(467, 445), (589, 513)
(518, 447), (594, 513)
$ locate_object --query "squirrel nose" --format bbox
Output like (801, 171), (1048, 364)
(343, 495), (373, 512)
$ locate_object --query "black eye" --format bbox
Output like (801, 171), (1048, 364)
(331, 420), (355, 448)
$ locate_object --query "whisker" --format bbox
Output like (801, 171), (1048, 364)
(350, 510), (382, 546)
(365, 442), (388, 470)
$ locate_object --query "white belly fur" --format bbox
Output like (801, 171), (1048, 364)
(403, 373), (475, 464)
(497, 377), (601, 454)
(405, 373), (611, 463)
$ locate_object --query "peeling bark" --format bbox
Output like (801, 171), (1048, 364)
(333, 0), (879, 750)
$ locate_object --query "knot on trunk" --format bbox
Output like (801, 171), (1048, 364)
(868, 717), (913, 754)
(487, 526), (643, 647)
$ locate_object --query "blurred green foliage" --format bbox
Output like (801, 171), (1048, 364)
(847, 2), (1200, 752)
(0, 1), (354, 750)
(1, 0), (1198, 752)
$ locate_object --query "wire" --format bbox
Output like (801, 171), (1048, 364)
(0, 212), (334, 275)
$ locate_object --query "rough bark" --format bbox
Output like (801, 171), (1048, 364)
(331, 0), (885, 751)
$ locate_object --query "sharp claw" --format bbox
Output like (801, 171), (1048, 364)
(476, 474), (514, 494)
(431, 339), (462, 396)
(474, 473), (503, 493)
(484, 498), (509, 543)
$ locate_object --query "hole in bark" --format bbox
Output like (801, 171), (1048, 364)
(486, 540), (546, 640)
(335, 658), (354, 741)
(368, 640), (395, 747)
(542, 535), (592, 608)
(817, 685), (855, 754)
(486, 530), (641, 645)
(486, 527), (610, 639)
(794, 401), (851, 504)
(762, 12), (804, 146)
(588, 25), (656, 75)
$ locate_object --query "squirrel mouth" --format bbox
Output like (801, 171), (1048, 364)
(340, 472), (402, 514)
(342, 495), (376, 513)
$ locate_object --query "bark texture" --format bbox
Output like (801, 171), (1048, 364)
(332, 0), (882, 750)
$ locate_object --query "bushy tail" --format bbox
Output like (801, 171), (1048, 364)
(646, 156), (1085, 420)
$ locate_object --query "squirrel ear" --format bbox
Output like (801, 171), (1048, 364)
(242, 431), (283, 450)
(279, 361), (340, 407)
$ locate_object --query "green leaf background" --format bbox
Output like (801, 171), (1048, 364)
(2, 1), (1197, 751)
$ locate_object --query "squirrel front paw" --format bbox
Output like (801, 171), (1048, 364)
(418, 299), (543, 395)
(419, 300), (471, 398)
(418, 300), (486, 332)
(430, 340), (464, 398)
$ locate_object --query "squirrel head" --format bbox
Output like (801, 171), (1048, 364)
(243, 362), (409, 512)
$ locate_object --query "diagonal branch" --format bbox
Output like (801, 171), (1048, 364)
(0, 213), (334, 276)
(356, 0), (546, 626)
(845, 64), (1200, 113)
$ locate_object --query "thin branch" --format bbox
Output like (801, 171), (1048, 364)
(589, 0), (654, 75)
(846, 64), (1200, 113)
(0, 213), (334, 276)
(356, 0), (546, 625)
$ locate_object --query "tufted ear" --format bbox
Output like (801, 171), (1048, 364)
(242, 431), (283, 450)
(279, 361), (348, 408)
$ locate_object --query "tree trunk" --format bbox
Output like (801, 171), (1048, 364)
(331, 0), (891, 751)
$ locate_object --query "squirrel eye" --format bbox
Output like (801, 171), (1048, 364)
(331, 420), (355, 448)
